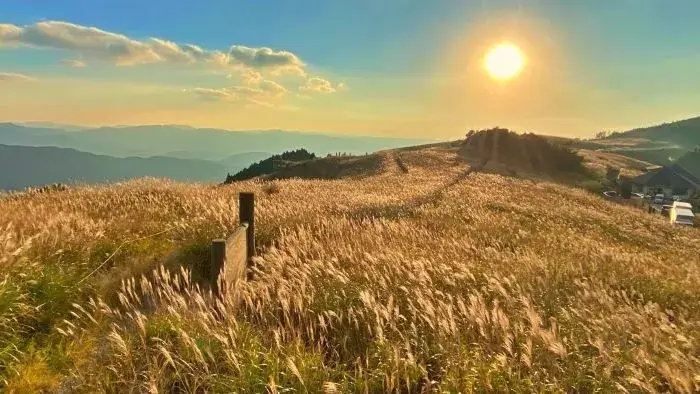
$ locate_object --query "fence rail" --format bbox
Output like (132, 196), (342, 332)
(203, 192), (255, 297)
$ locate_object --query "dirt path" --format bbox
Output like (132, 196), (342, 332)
(379, 150), (401, 175)
(409, 158), (488, 208)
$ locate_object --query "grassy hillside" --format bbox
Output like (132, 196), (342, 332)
(677, 149), (700, 179)
(0, 146), (698, 392)
(589, 116), (700, 165)
(613, 116), (700, 148)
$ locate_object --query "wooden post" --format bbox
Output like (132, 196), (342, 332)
(239, 192), (255, 274)
(209, 239), (225, 296)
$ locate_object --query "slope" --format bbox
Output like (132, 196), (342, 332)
(615, 116), (700, 147)
(591, 116), (700, 164)
(0, 147), (697, 392)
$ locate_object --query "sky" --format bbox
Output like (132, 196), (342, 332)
(1, 0), (699, 139)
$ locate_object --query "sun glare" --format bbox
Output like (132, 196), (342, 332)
(484, 42), (525, 81)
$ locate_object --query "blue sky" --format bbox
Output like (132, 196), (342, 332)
(1, 0), (699, 138)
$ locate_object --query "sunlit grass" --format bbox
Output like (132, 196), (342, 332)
(0, 149), (698, 392)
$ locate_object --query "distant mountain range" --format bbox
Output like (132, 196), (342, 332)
(0, 123), (431, 160)
(0, 144), (231, 191)
(0, 123), (431, 190)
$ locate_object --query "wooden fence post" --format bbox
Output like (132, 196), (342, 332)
(209, 239), (225, 296)
(239, 192), (255, 275)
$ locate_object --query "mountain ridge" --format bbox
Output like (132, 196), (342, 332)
(0, 144), (228, 191)
(0, 123), (432, 160)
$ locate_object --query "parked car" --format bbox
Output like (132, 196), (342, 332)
(653, 194), (665, 205)
(631, 192), (646, 199)
(670, 206), (695, 226)
(603, 191), (618, 199)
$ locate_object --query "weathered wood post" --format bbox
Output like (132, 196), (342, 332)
(239, 192), (255, 278)
(209, 239), (226, 296)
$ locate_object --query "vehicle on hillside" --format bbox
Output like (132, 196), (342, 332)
(603, 191), (618, 199)
(632, 192), (646, 199)
(660, 205), (673, 217)
(670, 207), (695, 226)
(671, 201), (693, 210)
(653, 194), (665, 205)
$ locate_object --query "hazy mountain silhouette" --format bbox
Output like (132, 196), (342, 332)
(216, 152), (272, 172)
(0, 123), (431, 159)
(604, 116), (700, 147)
(593, 116), (700, 165)
(0, 144), (227, 191)
(16, 122), (90, 131)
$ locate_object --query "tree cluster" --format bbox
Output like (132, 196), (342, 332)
(224, 149), (316, 183)
(594, 130), (623, 139)
(464, 127), (585, 174)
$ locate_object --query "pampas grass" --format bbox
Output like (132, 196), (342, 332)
(0, 152), (698, 393)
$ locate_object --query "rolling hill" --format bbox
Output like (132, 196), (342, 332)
(221, 129), (650, 189)
(0, 144), (227, 191)
(592, 116), (700, 165)
(1, 137), (696, 393)
(612, 116), (700, 147)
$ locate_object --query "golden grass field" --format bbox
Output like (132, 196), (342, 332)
(0, 146), (699, 393)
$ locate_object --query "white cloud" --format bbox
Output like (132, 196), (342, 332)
(0, 20), (307, 74)
(188, 77), (289, 108)
(300, 77), (346, 94)
(186, 87), (234, 101)
(61, 58), (87, 68)
(226, 45), (306, 76)
(237, 68), (263, 85)
(258, 80), (288, 97)
(2, 21), (160, 66)
(0, 72), (38, 82)
(0, 24), (22, 44)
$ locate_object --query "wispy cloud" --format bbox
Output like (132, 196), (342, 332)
(186, 87), (234, 101)
(188, 77), (290, 108)
(300, 77), (347, 94)
(60, 58), (87, 68)
(0, 72), (38, 82)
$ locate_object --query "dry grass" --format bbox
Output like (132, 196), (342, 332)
(0, 150), (699, 393)
(579, 149), (653, 178)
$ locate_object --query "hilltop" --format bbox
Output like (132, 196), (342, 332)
(222, 129), (649, 192)
(0, 138), (697, 393)
(608, 116), (700, 147)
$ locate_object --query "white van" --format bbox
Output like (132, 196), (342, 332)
(670, 207), (695, 226)
(672, 201), (693, 211)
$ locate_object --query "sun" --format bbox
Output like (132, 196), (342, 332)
(484, 42), (525, 81)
